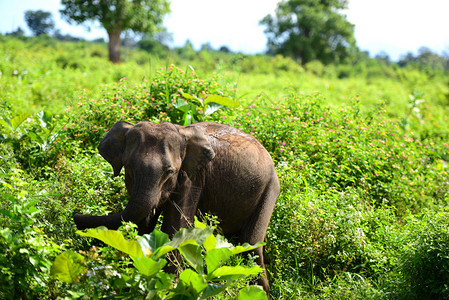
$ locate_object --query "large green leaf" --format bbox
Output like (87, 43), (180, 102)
(182, 92), (204, 106)
(0, 113), (29, 133)
(50, 250), (85, 283)
(179, 269), (207, 296)
(238, 286), (268, 300)
(77, 227), (144, 259)
(201, 283), (230, 299)
(205, 248), (233, 274)
(138, 229), (170, 257)
(229, 242), (265, 255)
(204, 95), (238, 107)
(133, 256), (166, 278)
(203, 233), (216, 252)
(179, 244), (204, 274)
(208, 265), (263, 282)
(204, 102), (224, 116)
(174, 99), (191, 112)
(154, 227), (214, 259)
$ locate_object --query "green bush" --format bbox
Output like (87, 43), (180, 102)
(64, 65), (235, 148)
(0, 167), (61, 299)
(391, 212), (449, 299)
(231, 90), (448, 213)
(51, 220), (267, 299)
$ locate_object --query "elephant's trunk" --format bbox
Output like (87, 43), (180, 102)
(74, 190), (159, 231)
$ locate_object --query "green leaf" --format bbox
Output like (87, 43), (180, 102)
(154, 227), (214, 259)
(133, 256), (166, 278)
(179, 244), (204, 273)
(10, 114), (30, 131)
(179, 269), (207, 296)
(50, 250), (85, 283)
(205, 248), (233, 274)
(182, 111), (193, 125)
(201, 283), (230, 299)
(208, 265), (263, 282)
(182, 92), (204, 106)
(77, 227), (144, 259)
(214, 235), (234, 249)
(229, 242), (265, 256)
(204, 95), (238, 107)
(238, 286), (268, 300)
(203, 234), (216, 252)
(155, 272), (175, 290)
(181, 92), (198, 100)
(174, 99), (191, 112)
(204, 102), (224, 116)
(0, 118), (12, 131)
(194, 217), (207, 229)
(138, 229), (170, 257)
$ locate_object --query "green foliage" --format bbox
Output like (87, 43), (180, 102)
(232, 91), (448, 213)
(0, 170), (61, 298)
(51, 220), (267, 299)
(64, 65), (234, 147)
(260, 0), (356, 64)
(60, 0), (170, 62)
(177, 92), (238, 125)
(390, 212), (449, 299)
(25, 10), (55, 36)
(1, 36), (449, 299)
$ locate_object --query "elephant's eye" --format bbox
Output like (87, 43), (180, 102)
(165, 167), (175, 176)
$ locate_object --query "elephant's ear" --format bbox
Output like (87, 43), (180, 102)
(98, 121), (134, 177)
(178, 125), (215, 177)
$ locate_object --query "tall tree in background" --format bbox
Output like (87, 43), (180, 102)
(60, 0), (170, 63)
(260, 0), (356, 65)
(25, 10), (55, 36)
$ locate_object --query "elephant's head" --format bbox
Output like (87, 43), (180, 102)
(74, 121), (215, 231)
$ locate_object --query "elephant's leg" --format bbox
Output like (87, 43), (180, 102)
(240, 178), (280, 296)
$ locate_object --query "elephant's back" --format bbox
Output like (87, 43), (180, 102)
(194, 122), (277, 234)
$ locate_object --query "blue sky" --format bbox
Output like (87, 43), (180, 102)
(1, 0), (448, 60)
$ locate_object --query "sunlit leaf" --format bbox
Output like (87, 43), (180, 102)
(205, 248), (232, 274)
(10, 114), (30, 131)
(138, 229), (170, 256)
(204, 102), (224, 116)
(133, 256), (166, 278)
(229, 242), (265, 255)
(194, 217), (207, 229)
(208, 265), (263, 281)
(238, 286), (268, 300)
(204, 95), (238, 107)
(154, 227), (214, 259)
(77, 227), (143, 258)
(179, 269), (207, 296)
(179, 244), (203, 273)
(50, 250), (85, 283)
(203, 234), (216, 252)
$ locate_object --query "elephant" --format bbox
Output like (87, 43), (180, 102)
(74, 121), (280, 293)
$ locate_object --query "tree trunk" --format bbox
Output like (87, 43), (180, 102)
(108, 30), (121, 63)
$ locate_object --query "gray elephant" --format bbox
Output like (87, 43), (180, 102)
(74, 121), (280, 292)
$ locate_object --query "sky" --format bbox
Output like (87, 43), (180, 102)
(0, 0), (448, 61)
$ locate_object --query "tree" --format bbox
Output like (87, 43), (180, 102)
(24, 10), (55, 36)
(60, 0), (170, 63)
(7, 27), (25, 37)
(260, 0), (356, 65)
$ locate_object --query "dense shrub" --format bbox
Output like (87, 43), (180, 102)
(231, 90), (449, 213)
(391, 212), (449, 299)
(64, 65), (233, 148)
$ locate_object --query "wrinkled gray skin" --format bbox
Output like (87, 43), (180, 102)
(74, 121), (280, 293)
